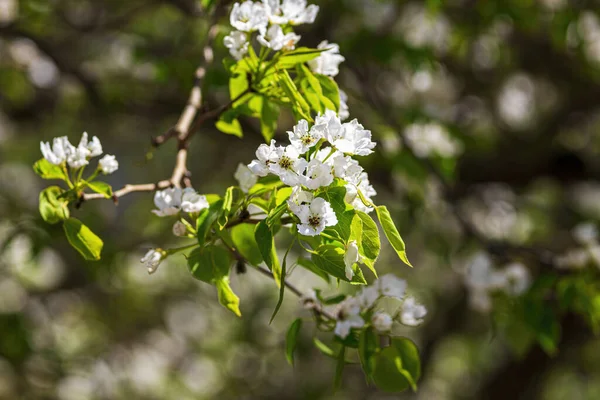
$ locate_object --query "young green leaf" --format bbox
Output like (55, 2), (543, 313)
(216, 114), (244, 138)
(286, 318), (303, 366)
(375, 206), (412, 267)
(296, 257), (330, 283)
(371, 346), (411, 393)
(260, 97), (280, 142)
(86, 181), (113, 199)
(62, 218), (103, 261)
(255, 220), (274, 268)
(275, 47), (326, 69)
(314, 74), (341, 112)
(311, 244), (367, 284)
(358, 327), (378, 382)
(39, 186), (70, 224)
(230, 224), (263, 266)
(334, 345), (346, 391)
(392, 337), (421, 391)
(33, 158), (68, 181)
(270, 238), (295, 323)
(218, 186), (236, 229)
(196, 200), (224, 246)
(313, 338), (336, 358)
(215, 278), (241, 317)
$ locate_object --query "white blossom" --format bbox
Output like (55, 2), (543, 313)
(400, 297), (427, 326)
(153, 188), (183, 217)
(98, 154), (118, 174)
(66, 145), (90, 169)
(304, 159), (334, 190)
(230, 1), (268, 32)
(332, 153), (363, 181)
(375, 274), (407, 300)
(502, 262), (531, 296)
(372, 312), (393, 333)
(334, 298), (364, 338)
(308, 41), (345, 77)
(141, 249), (163, 275)
(257, 24), (300, 51)
(263, 0), (319, 25)
(234, 163), (257, 192)
(343, 240), (361, 281)
(224, 31), (249, 60)
(294, 197), (338, 236)
(404, 122), (462, 158)
(345, 172), (377, 213)
(78, 132), (103, 157)
(248, 139), (278, 176)
(314, 110), (376, 156)
(268, 144), (308, 186)
(180, 189), (209, 213)
(287, 186), (314, 215)
(172, 221), (188, 237)
(573, 222), (598, 245)
(40, 136), (72, 165)
(288, 119), (323, 154)
(357, 286), (379, 309)
(338, 89), (350, 121)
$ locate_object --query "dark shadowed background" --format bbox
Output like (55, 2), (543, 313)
(2, 0), (600, 399)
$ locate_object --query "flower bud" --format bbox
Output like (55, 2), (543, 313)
(371, 312), (393, 333)
(172, 221), (187, 237)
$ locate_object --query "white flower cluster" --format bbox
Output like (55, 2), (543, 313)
(245, 110), (377, 236)
(464, 252), (531, 312)
(322, 274), (426, 338)
(223, 1), (344, 78)
(224, 0), (316, 60)
(152, 187), (209, 217)
(403, 122), (462, 159)
(555, 222), (600, 270)
(40, 132), (119, 174)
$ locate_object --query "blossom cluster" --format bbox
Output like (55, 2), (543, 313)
(223, 1), (345, 79)
(304, 274), (427, 338)
(241, 109), (377, 236)
(152, 187), (209, 217)
(464, 252), (531, 312)
(40, 132), (119, 174)
(555, 222), (600, 270)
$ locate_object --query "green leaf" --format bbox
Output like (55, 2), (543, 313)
(392, 337), (421, 391)
(334, 345), (346, 391)
(318, 186), (353, 241)
(229, 62), (250, 105)
(372, 346), (411, 393)
(230, 224), (263, 266)
(270, 238), (295, 323)
(358, 327), (378, 382)
(275, 47), (326, 69)
(286, 318), (303, 366)
(218, 186), (236, 229)
(297, 257), (330, 283)
(196, 200), (224, 246)
(277, 69), (311, 120)
(375, 206), (412, 267)
(311, 244), (366, 284)
(314, 74), (341, 112)
(39, 186), (70, 224)
(62, 218), (103, 261)
(260, 97), (279, 142)
(215, 279), (241, 317)
(255, 220), (274, 268)
(187, 245), (240, 316)
(216, 112), (243, 138)
(313, 338), (336, 358)
(33, 158), (68, 181)
(356, 211), (381, 264)
(85, 181), (113, 199)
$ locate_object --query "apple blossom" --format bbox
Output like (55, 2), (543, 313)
(263, 0), (319, 25)
(141, 249), (164, 275)
(98, 154), (118, 174)
(375, 274), (407, 300)
(307, 41), (345, 77)
(229, 1), (268, 32)
(372, 312), (393, 333)
(287, 186), (314, 216)
(400, 297), (427, 326)
(248, 139), (278, 176)
(343, 240), (362, 281)
(257, 24), (300, 51)
(234, 163), (258, 193)
(268, 144), (307, 186)
(180, 189), (209, 213)
(66, 144), (90, 168)
(153, 188), (183, 217)
(303, 159), (334, 190)
(288, 119), (323, 154)
(334, 298), (364, 338)
(223, 31), (249, 60)
(357, 286), (379, 309)
(502, 262), (530, 296)
(294, 197), (338, 236)
(78, 132), (103, 157)
(40, 136), (71, 165)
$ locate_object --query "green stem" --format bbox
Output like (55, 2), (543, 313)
(165, 242), (199, 255)
(321, 147), (337, 163)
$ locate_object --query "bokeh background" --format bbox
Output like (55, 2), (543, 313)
(2, 0), (600, 399)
